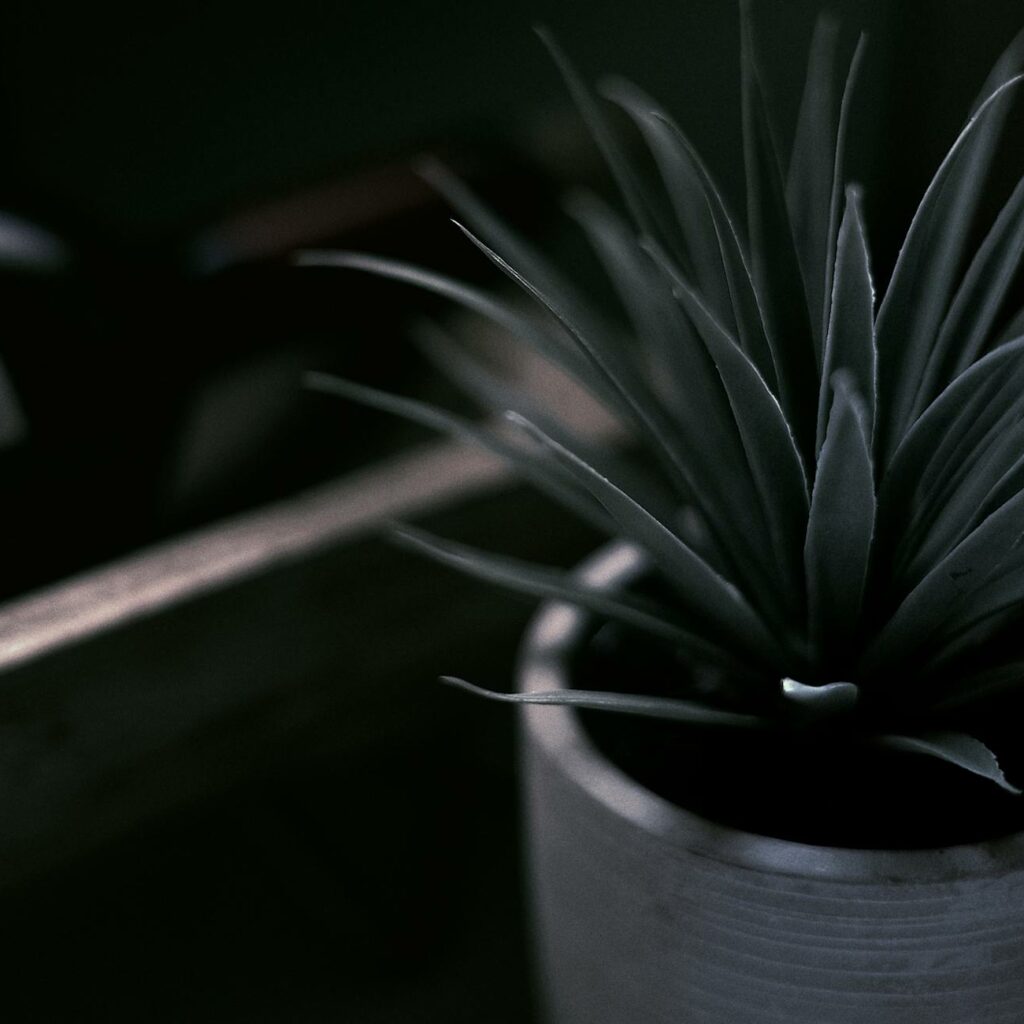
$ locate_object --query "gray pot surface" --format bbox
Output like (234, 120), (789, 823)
(519, 542), (1024, 1024)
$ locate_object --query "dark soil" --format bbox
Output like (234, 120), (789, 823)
(573, 621), (1024, 850)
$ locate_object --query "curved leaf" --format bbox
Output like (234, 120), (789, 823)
(410, 319), (677, 519)
(901, 415), (1024, 584)
(598, 79), (734, 331)
(997, 306), (1024, 347)
(535, 26), (660, 239)
(305, 371), (610, 533)
(863, 482), (1024, 672)
(450, 220), (700, 503)
(563, 190), (713, 411)
(878, 337), (1024, 543)
(392, 524), (752, 672)
(921, 546), (1024, 672)
(416, 157), (618, 357)
(294, 250), (603, 397)
(602, 79), (778, 389)
(740, 0), (817, 456)
(506, 412), (788, 667)
(893, 353), (1024, 580)
(875, 731), (1020, 794)
(917, 607), (1024, 682)
(874, 73), (1024, 463)
(411, 320), (595, 454)
(647, 242), (810, 617)
(971, 440), (1024, 526)
(925, 174), (1024, 395)
(443, 676), (771, 730)
(566, 193), (780, 597)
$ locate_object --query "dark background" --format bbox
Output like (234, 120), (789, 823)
(0, 0), (1020, 594)
(0, 1), (1021, 1020)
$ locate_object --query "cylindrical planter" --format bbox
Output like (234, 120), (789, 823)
(519, 542), (1024, 1024)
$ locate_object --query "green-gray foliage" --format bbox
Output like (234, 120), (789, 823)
(300, 11), (1024, 793)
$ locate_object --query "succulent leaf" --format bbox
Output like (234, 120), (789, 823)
(740, 0), (817, 458)
(647, 243), (809, 617)
(417, 157), (617, 356)
(875, 732), (1021, 795)
(565, 193), (781, 597)
(296, 251), (599, 394)
(304, 16), (1024, 794)
(442, 676), (772, 730)
(564, 189), (707, 405)
(821, 35), (869, 375)
(874, 73), (1024, 464)
(603, 80), (779, 391)
(786, 15), (840, 358)
(876, 338), (1024, 577)
(304, 371), (611, 533)
(929, 175), (1024, 394)
(819, 184), (876, 456)
(599, 80), (736, 341)
(506, 412), (789, 666)
(903, 416), (1024, 585)
(392, 524), (754, 672)
(898, 354), (1024, 584)
(450, 220), (699, 501)
(534, 25), (660, 241)
(863, 483), (1024, 674)
(817, 186), (876, 457)
(806, 372), (875, 662)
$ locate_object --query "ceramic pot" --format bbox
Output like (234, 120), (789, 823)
(519, 542), (1024, 1024)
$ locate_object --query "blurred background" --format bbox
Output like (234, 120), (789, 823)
(0, 0), (1021, 1019)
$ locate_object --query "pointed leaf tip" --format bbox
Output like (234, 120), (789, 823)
(443, 676), (772, 729)
(818, 186), (876, 455)
(805, 370), (875, 657)
(533, 23), (555, 45)
(877, 732), (1021, 795)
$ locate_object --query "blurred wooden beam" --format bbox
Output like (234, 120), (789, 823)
(0, 433), (600, 886)
(0, 439), (507, 675)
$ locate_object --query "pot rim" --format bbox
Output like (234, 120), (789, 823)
(518, 540), (1024, 883)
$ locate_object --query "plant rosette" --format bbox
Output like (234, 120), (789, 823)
(301, 4), (1024, 1020)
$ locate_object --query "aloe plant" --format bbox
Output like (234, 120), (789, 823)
(301, 8), (1024, 793)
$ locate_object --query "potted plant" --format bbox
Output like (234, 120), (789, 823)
(301, 6), (1024, 1020)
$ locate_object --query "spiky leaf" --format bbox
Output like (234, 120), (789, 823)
(787, 15), (840, 356)
(806, 373), (875, 661)
(874, 73), (1024, 462)
(392, 524), (752, 671)
(817, 186), (876, 455)
(443, 676), (771, 730)
(740, 0), (817, 455)
(876, 732), (1020, 795)
(506, 412), (787, 668)
(603, 79), (779, 389)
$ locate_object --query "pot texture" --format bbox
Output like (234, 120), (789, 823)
(519, 542), (1024, 1024)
